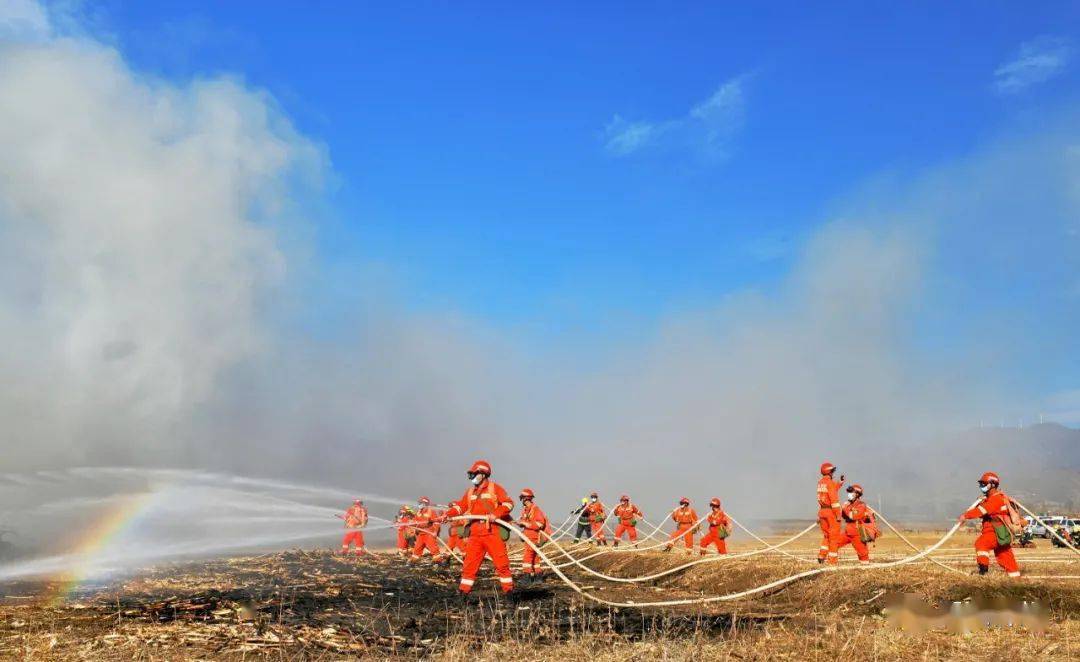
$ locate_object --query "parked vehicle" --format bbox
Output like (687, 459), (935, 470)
(1027, 515), (1069, 539)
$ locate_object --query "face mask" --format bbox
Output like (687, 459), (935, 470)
(847, 492), (857, 502)
(980, 483), (991, 494)
(471, 474), (484, 486)
(590, 497), (598, 502)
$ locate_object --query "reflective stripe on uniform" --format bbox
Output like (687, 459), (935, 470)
(976, 550), (991, 558)
(831, 502), (841, 508)
(459, 578), (475, 586)
(977, 505), (988, 515)
(498, 577), (513, 584)
(1008, 571), (1021, 577)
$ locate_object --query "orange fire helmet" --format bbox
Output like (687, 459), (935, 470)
(820, 462), (836, 475)
(978, 471), (1000, 486)
(467, 460), (492, 476)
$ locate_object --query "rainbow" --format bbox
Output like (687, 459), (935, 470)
(46, 491), (159, 605)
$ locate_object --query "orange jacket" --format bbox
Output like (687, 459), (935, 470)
(961, 490), (1014, 532)
(706, 509), (730, 530)
(344, 505), (368, 528)
(671, 506), (698, 526)
(446, 479), (514, 533)
(586, 501), (607, 523)
(518, 502), (548, 534)
(613, 503), (642, 525)
(841, 500), (872, 537)
(413, 505), (443, 535)
(817, 476), (843, 515)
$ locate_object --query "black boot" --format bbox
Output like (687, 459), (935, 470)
(978, 564), (988, 575)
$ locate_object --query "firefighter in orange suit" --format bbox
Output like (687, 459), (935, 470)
(699, 497), (731, 555)
(338, 499), (368, 556)
(612, 495), (643, 546)
(586, 493), (608, 545)
(444, 460), (516, 594)
(837, 484), (875, 564)
(817, 462), (845, 565)
(664, 497), (698, 552)
(395, 505), (416, 556)
(959, 471), (1022, 577)
(516, 488), (548, 583)
(409, 496), (446, 564)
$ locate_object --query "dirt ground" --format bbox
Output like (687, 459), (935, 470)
(1, 530), (1078, 660)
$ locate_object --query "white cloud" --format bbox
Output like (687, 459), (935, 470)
(0, 0), (52, 40)
(602, 75), (747, 159)
(994, 36), (1072, 94)
(601, 115), (660, 155)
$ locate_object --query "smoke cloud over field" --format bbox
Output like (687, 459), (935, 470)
(1, 0), (1078, 557)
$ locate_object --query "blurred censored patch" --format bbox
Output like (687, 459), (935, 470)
(883, 593), (1048, 633)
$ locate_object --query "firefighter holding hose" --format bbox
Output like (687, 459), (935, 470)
(444, 460), (516, 595)
(699, 497), (731, 555)
(409, 496), (446, 564)
(664, 497), (698, 553)
(338, 499), (368, 557)
(571, 498), (591, 542)
(612, 495), (643, 546)
(958, 471), (1022, 577)
(516, 488), (549, 584)
(586, 492), (608, 545)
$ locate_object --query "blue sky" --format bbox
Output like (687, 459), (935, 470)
(9, 1), (1080, 424)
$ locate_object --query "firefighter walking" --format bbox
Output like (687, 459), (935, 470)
(699, 497), (730, 555)
(516, 488), (549, 584)
(444, 460), (516, 595)
(612, 495), (643, 546)
(959, 471), (1022, 577)
(665, 497), (698, 552)
(586, 493), (608, 545)
(816, 462), (845, 565)
(338, 499), (368, 556)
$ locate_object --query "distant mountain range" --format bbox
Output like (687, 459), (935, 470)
(879, 423), (1079, 521)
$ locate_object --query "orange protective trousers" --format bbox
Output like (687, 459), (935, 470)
(699, 528), (727, 554)
(447, 529), (464, 552)
(341, 531), (365, 554)
(411, 531), (442, 561)
(614, 523), (638, 542)
(817, 510), (843, 564)
(459, 530), (513, 593)
(668, 525), (695, 548)
(974, 527), (1020, 575)
(836, 532), (869, 561)
(520, 530), (543, 575)
(590, 521), (606, 542)
(396, 527), (410, 551)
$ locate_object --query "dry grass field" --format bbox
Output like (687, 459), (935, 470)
(1, 530), (1077, 660)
